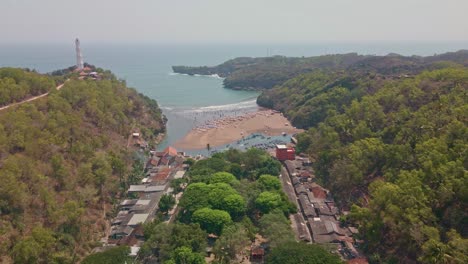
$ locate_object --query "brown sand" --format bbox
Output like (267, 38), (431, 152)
(174, 109), (302, 149)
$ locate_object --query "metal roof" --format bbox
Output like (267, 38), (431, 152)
(174, 170), (185, 179)
(128, 185), (146, 192)
(127, 213), (149, 226)
(136, 199), (151, 205)
(145, 185), (165, 192)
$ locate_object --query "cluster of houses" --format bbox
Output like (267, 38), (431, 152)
(105, 145), (186, 257)
(284, 157), (366, 262)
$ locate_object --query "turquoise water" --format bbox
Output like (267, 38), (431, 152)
(1, 43), (467, 151)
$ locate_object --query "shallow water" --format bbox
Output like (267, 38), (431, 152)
(2, 43), (466, 152)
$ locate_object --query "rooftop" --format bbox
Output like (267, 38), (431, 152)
(145, 185), (166, 192)
(127, 213), (149, 226)
(120, 199), (138, 206)
(130, 246), (141, 257)
(163, 146), (178, 156)
(128, 185), (147, 192)
(135, 199), (151, 205)
(174, 170), (185, 179)
(110, 225), (134, 236)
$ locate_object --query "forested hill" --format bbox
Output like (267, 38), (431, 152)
(262, 67), (468, 263)
(0, 68), (165, 263)
(0, 68), (56, 106)
(173, 50), (468, 90)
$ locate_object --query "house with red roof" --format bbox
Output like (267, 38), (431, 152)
(156, 146), (179, 167)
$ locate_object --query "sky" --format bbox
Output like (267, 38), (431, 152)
(1, 0), (468, 44)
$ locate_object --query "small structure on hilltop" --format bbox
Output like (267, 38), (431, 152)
(275, 144), (295, 161)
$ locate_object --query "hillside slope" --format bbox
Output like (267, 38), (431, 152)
(0, 68), (56, 107)
(0, 69), (165, 263)
(173, 50), (468, 91)
(260, 67), (468, 263)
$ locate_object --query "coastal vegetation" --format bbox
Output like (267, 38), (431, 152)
(173, 50), (468, 91)
(0, 68), (165, 263)
(141, 149), (341, 263)
(259, 67), (468, 263)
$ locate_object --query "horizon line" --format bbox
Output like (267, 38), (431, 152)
(1, 41), (468, 46)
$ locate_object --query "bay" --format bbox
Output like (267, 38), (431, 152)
(1, 43), (466, 151)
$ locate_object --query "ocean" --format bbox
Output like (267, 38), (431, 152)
(1, 43), (467, 153)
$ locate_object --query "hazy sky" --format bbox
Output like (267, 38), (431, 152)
(1, 0), (468, 44)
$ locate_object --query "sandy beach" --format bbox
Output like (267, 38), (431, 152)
(174, 109), (302, 149)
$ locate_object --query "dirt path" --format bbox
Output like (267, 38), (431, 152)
(0, 81), (66, 112)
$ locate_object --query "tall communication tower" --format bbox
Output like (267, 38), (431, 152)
(75, 38), (84, 71)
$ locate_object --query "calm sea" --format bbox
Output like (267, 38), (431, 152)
(1, 43), (466, 151)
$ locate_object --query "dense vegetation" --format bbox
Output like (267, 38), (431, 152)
(0, 68), (165, 263)
(266, 242), (342, 264)
(174, 53), (366, 90)
(259, 67), (468, 263)
(142, 149), (324, 263)
(0, 68), (56, 106)
(173, 50), (468, 91)
(81, 246), (132, 264)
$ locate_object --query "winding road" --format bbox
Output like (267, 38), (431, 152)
(0, 81), (66, 112)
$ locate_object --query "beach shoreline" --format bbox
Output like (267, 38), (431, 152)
(174, 109), (302, 150)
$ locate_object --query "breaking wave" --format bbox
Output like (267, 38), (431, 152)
(169, 72), (224, 79)
(181, 99), (258, 113)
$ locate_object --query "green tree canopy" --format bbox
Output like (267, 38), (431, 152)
(142, 222), (207, 262)
(81, 246), (131, 264)
(259, 210), (295, 248)
(258, 174), (281, 191)
(192, 208), (232, 235)
(255, 191), (282, 214)
(209, 172), (239, 186)
(213, 224), (250, 263)
(12, 227), (56, 264)
(266, 242), (343, 264)
(168, 246), (206, 264)
(159, 194), (176, 214)
(220, 194), (246, 219)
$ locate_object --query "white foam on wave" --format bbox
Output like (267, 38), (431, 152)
(169, 72), (189, 76)
(169, 72), (224, 79)
(209, 74), (224, 79)
(182, 99), (258, 113)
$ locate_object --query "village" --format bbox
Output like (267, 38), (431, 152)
(96, 128), (367, 263)
(274, 144), (367, 263)
(98, 132), (187, 258)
